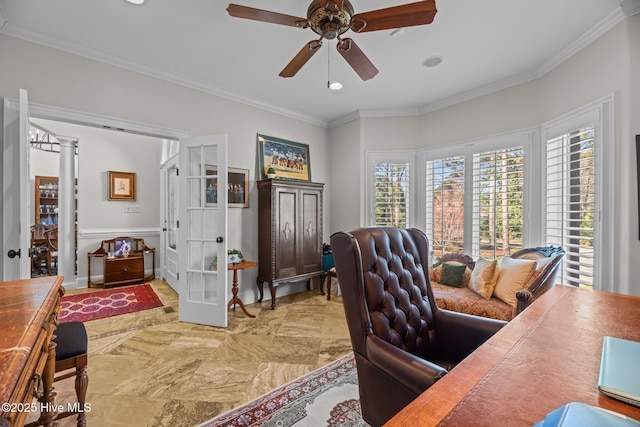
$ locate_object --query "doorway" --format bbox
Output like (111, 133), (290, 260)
(29, 120), (78, 279)
(3, 95), (190, 286)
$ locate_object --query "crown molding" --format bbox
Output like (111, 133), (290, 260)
(0, 4), (629, 131)
(0, 23), (330, 129)
(417, 7), (625, 116)
(621, 0), (640, 17)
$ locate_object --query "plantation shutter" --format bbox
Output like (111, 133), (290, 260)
(471, 146), (525, 258)
(374, 162), (410, 227)
(425, 156), (465, 257)
(544, 126), (596, 288)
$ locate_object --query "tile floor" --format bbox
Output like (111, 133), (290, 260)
(45, 279), (352, 427)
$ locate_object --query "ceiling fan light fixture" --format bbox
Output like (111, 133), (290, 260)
(328, 81), (343, 90)
(422, 55), (443, 68)
(125, 0), (145, 5)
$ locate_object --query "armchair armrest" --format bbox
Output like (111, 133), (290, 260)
(434, 309), (506, 363)
(366, 335), (447, 396)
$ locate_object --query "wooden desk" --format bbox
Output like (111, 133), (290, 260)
(228, 261), (258, 318)
(386, 285), (640, 427)
(0, 276), (64, 427)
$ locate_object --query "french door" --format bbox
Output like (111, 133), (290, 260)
(178, 135), (229, 327)
(2, 89), (31, 280)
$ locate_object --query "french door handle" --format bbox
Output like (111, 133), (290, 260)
(216, 237), (224, 243)
(8, 249), (21, 259)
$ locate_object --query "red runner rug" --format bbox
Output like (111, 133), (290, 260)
(59, 284), (163, 323)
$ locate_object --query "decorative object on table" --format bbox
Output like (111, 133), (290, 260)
(58, 284), (163, 323)
(201, 353), (364, 427)
(108, 170), (136, 201)
(267, 166), (276, 179)
(210, 256), (217, 270)
(114, 237), (134, 258)
(205, 165), (249, 208)
(258, 133), (311, 181)
(227, 249), (243, 265)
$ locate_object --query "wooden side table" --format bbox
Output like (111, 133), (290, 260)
(228, 261), (258, 318)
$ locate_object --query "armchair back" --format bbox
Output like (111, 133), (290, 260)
(331, 227), (506, 426)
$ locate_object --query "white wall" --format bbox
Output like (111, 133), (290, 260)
(0, 34), (329, 303)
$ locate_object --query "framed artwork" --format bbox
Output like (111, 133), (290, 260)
(205, 166), (249, 208)
(257, 134), (311, 181)
(108, 171), (136, 201)
(114, 237), (134, 258)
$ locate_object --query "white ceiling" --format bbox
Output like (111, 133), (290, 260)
(0, 0), (625, 127)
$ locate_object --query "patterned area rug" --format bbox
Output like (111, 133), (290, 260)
(201, 353), (370, 427)
(59, 284), (163, 323)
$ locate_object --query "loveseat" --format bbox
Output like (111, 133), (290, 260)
(430, 246), (565, 321)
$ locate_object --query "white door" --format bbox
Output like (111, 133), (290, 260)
(178, 135), (228, 327)
(2, 89), (31, 280)
(161, 155), (179, 292)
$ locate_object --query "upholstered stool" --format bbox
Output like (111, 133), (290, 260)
(54, 321), (88, 427)
(324, 267), (337, 301)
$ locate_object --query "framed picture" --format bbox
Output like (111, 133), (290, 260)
(258, 134), (311, 181)
(205, 166), (249, 208)
(108, 171), (136, 201)
(114, 237), (134, 258)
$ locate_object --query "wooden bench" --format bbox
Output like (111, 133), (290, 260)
(87, 237), (155, 288)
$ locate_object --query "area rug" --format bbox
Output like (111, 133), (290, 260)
(59, 284), (163, 323)
(201, 353), (369, 427)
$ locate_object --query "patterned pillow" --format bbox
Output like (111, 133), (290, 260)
(440, 263), (467, 288)
(469, 257), (498, 299)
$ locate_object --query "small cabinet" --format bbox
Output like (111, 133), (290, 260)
(87, 237), (155, 288)
(257, 179), (324, 309)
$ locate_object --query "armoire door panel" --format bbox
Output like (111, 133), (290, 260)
(301, 191), (321, 273)
(276, 190), (297, 276)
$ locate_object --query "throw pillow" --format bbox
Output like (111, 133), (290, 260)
(469, 257), (498, 299)
(493, 257), (537, 307)
(440, 263), (467, 288)
(430, 264), (443, 283)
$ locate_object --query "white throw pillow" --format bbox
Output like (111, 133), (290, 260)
(493, 257), (537, 307)
(468, 257), (498, 300)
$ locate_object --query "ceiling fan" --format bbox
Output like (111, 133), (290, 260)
(227, 0), (437, 81)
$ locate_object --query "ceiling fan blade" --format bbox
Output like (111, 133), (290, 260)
(336, 38), (379, 81)
(227, 4), (307, 28)
(279, 40), (323, 78)
(352, 0), (437, 33)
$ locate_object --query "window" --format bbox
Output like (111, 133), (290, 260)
(367, 151), (414, 228)
(472, 146), (525, 258)
(425, 145), (525, 260)
(374, 162), (410, 227)
(544, 125), (596, 289)
(425, 156), (465, 257)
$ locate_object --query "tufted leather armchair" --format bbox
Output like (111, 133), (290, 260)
(330, 227), (506, 426)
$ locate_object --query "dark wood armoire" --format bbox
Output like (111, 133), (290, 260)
(257, 178), (324, 309)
